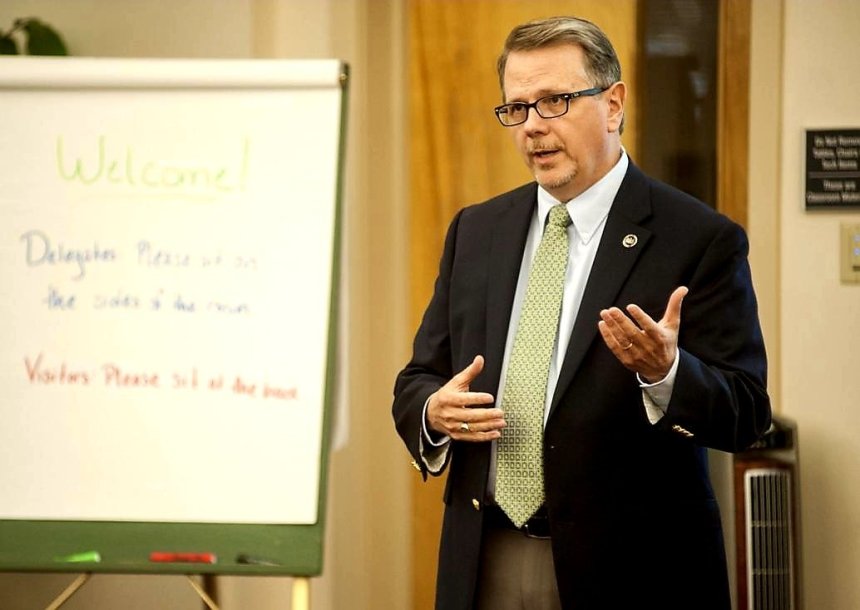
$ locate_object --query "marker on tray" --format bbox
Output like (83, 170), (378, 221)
(236, 553), (280, 566)
(55, 551), (101, 563)
(149, 551), (217, 564)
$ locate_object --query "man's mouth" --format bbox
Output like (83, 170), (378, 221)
(531, 148), (559, 161)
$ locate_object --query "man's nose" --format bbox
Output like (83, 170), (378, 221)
(522, 108), (549, 135)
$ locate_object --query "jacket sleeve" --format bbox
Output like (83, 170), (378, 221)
(657, 220), (772, 452)
(391, 209), (464, 477)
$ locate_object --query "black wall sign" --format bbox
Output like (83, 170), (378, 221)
(806, 129), (860, 209)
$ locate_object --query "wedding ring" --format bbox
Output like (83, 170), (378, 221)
(459, 422), (471, 432)
(622, 341), (634, 351)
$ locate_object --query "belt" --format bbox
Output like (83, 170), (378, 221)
(484, 504), (551, 539)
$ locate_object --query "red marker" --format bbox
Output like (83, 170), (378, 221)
(149, 551), (217, 564)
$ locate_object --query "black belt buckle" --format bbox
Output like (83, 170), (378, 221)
(521, 516), (551, 540)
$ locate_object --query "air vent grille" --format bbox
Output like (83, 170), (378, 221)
(744, 468), (794, 610)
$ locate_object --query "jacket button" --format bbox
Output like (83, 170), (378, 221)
(472, 499), (481, 511)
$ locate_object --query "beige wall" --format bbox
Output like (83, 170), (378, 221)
(0, 0), (254, 57)
(0, 1), (410, 609)
(750, 1), (860, 608)
(780, 2), (860, 608)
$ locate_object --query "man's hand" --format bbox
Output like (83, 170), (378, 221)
(427, 355), (505, 442)
(598, 286), (687, 383)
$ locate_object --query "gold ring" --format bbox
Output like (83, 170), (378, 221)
(622, 341), (634, 351)
(459, 422), (470, 432)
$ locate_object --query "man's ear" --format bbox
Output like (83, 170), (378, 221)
(605, 81), (626, 133)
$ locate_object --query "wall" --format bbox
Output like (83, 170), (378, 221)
(0, 1), (410, 609)
(749, 1), (860, 608)
(780, 1), (860, 608)
(0, 0), (253, 57)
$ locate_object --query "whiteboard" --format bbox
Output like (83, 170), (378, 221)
(0, 57), (346, 529)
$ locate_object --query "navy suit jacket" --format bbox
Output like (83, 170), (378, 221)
(393, 162), (771, 610)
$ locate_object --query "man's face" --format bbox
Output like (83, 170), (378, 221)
(502, 44), (625, 202)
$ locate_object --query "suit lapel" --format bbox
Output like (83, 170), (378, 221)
(549, 163), (653, 417)
(482, 185), (536, 394)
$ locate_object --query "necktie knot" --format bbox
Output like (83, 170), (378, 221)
(548, 204), (572, 229)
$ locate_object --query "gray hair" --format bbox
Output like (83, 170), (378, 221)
(497, 16), (621, 90)
(497, 17), (624, 132)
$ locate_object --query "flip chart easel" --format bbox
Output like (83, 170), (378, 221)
(0, 56), (348, 607)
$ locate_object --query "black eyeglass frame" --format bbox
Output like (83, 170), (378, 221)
(494, 86), (609, 127)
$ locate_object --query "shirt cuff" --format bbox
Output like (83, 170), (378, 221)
(420, 394), (450, 474)
(637, 349), (680, 425)
(422, 395), (450, 447)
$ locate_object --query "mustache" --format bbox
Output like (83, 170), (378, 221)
(527, 142), (563, 154)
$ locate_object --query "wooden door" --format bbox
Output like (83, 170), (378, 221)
(407, 3), (639, 608)
(405, 1), (748, 607)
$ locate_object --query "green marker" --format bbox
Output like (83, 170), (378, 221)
(55, 551), (101, 563)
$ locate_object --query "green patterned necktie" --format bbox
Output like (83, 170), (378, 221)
(496, 203), (571, 527)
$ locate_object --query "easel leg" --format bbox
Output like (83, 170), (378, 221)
(187, 575), (221, 610)
(202, 574), (219, 608)
(292, 577), (310, 610)
(44, 573), (91, 610)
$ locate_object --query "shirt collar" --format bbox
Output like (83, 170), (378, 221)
(536, 151), (629, 245)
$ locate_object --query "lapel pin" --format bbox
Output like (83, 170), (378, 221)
(622, 234), (638, 248)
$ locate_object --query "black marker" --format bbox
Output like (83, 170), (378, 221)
(236, 553), (280, 566)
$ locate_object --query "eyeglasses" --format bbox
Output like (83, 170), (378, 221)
(494, 87), (608, 127)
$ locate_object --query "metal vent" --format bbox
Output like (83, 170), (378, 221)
(744, 468), (795, 610)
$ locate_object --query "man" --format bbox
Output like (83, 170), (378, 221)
(393, 16), (770, 610)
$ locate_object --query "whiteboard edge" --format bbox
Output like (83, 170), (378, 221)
(0, 57), (346, 89)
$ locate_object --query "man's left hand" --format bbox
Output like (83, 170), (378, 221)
(598, 286), (688, 383)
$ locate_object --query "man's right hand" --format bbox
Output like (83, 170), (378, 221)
(426, 355), (505, 442)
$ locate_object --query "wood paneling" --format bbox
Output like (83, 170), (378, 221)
(717, 0), (751, 227)
(407, 3), (639, 608)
